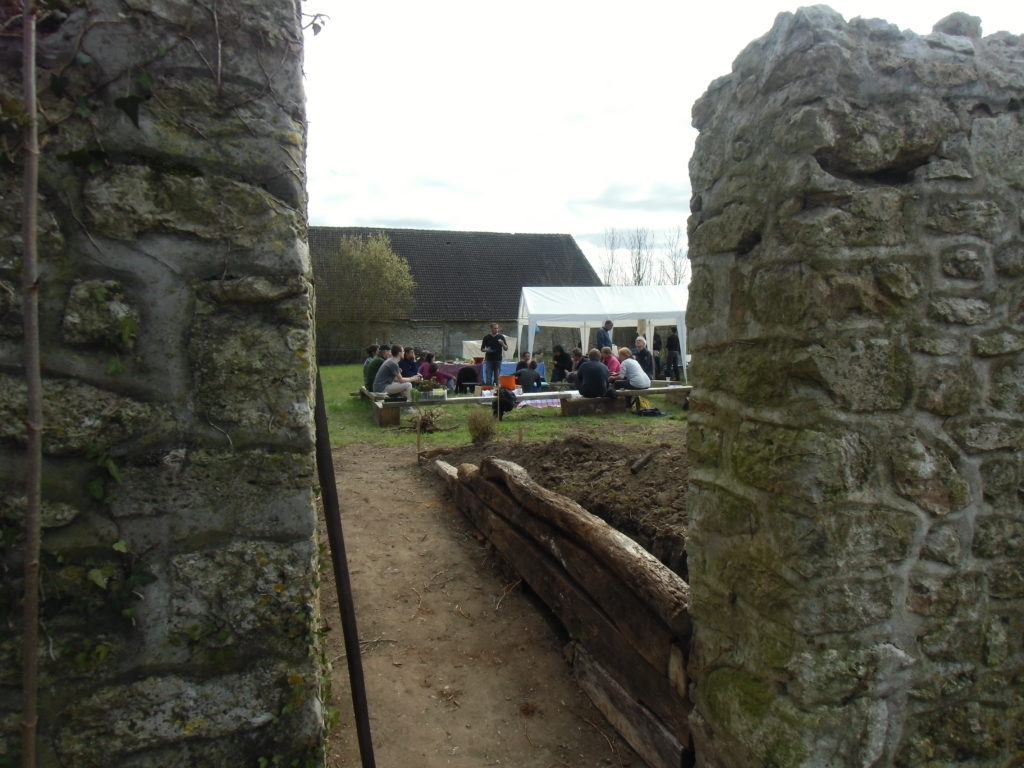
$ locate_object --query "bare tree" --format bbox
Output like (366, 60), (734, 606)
(600, 227), (623, 286)
(627, 227), (654, 285)
(658, 225), (689, 285)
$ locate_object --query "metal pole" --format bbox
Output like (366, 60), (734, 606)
(313, 372), (376, 768)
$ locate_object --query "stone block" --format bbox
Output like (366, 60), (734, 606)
(949, 417), (1024, 453)
(913, 358), (979, 416)
(795, 575), (899, 634)
(786, 643), (915, 707)
(889, 433), (970, 515)
(188, 309), (315, 448)
(0, 374), (175, 456)
(687, 423), (724, 468)
(61, 279), (141, 350)
(979, 452), (1023, 506)
(895, 701), (1019, 766)
(989, 356), (1024, 411)
(921, 523), (962, 566)
(84, 166), (306, 258)
(151, 538), (318, 665)
(988, 561), (1024, 600)
(778, 502), (920, 580)
(926, 199), (1005, 238)
(972, 113), (1024, 188)
(994, 241), (1024, 277)
(692, 340), (804, 404)
(940, 245), (986, 281)
(780, 187), (906, 248)
(975, 331), (1024, 357)
(51, 661), (322, 768)
(928, 296), (993, 325)
(906, 564), (984, 618)
(875, 262), (922, 302)
(109, 449), (315, 546)
(731, 421), (870, 504)
(798, 336), (912, 412)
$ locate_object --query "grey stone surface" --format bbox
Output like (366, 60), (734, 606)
(687, 6), (1023, 766)
(0, 1), (322, 765)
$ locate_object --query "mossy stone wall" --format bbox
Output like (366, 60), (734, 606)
(686, 8), (1023, 766)
(0, 1), (322, 765)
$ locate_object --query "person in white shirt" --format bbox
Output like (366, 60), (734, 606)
(611, 347), (651, 390)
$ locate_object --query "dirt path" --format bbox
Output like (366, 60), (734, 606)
(320, 443), (639, 768)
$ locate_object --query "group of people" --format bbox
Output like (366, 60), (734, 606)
(363, 343), (457, 402)
(569, 343), (652, 398)
(549, 320), (683, 384)
(363, 319), (681, 403)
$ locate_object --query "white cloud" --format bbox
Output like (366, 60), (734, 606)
(301, 1), (1022, 272)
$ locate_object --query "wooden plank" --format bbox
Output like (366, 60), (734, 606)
(574, 645), (689, 768)
(465, 470), (683, 673)
(560, 397), (630, 416)
(451, 479), (691, 737)
(480, 458), (691, 638)
(372, 400), (401, 427)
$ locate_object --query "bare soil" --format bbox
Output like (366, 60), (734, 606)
(320, 422), (688, 767)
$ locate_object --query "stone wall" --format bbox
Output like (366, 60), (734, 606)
(686, 8), (1023, 767)
(0, 2), (322, 766)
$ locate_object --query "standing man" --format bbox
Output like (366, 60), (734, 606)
(596, 320), (614, 353)
(666, 327), (682, 381)
(372, 344), (421, 400)
(481, 322), (508, 386)
(653, 331), (663, 379)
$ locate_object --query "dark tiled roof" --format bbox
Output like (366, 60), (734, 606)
(308, 226), (602, 321)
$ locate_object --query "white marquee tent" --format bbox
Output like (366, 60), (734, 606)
(516, 285), (687, 380)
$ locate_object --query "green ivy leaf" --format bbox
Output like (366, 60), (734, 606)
(87, 568), (109, 589)
(88, 476), (106, 501)
(104, 458), (124, 484)
(112, 540), (128, 553)
(136, 70), (154, 97)
(74, 95), (91, 118)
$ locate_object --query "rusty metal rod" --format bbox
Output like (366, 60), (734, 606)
(314, 372), (376, 768)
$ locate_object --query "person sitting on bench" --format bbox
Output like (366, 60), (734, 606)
(515, 360), (544, 392)
(373, 344), (422, 401)
(576, 349), (613, 398)
(611, 347), (651, 390)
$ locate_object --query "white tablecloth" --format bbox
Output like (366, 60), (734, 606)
(462, 338), (517, 360)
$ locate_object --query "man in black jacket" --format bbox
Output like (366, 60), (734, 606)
(575, 349), (611, 398)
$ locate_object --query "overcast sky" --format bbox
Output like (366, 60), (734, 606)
(300, 1), (1021, 276)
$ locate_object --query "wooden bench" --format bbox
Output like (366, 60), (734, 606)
(358, 385), (691, 427)
(559, 386), (691, 418)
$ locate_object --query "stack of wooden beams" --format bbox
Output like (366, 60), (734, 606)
(432, 457), (693, 768)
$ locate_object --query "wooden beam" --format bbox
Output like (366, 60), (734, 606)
(451, 478), (691, 737)
(574, 645), (690, 768)
(479, 458), (691, 637)
(465, 470), (685, 672)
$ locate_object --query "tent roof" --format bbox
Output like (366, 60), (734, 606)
(517, 285), (687, 328)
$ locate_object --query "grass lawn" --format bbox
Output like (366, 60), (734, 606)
(318, 364), (687, 449)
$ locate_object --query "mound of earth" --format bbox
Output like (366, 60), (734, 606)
(434, 429), (690, 580)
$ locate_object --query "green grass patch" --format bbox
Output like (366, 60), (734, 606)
(318, 364), (686, 449)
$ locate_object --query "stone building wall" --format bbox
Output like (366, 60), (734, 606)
(686, 8), (1022, 767)
(0, 2), (322, 766)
